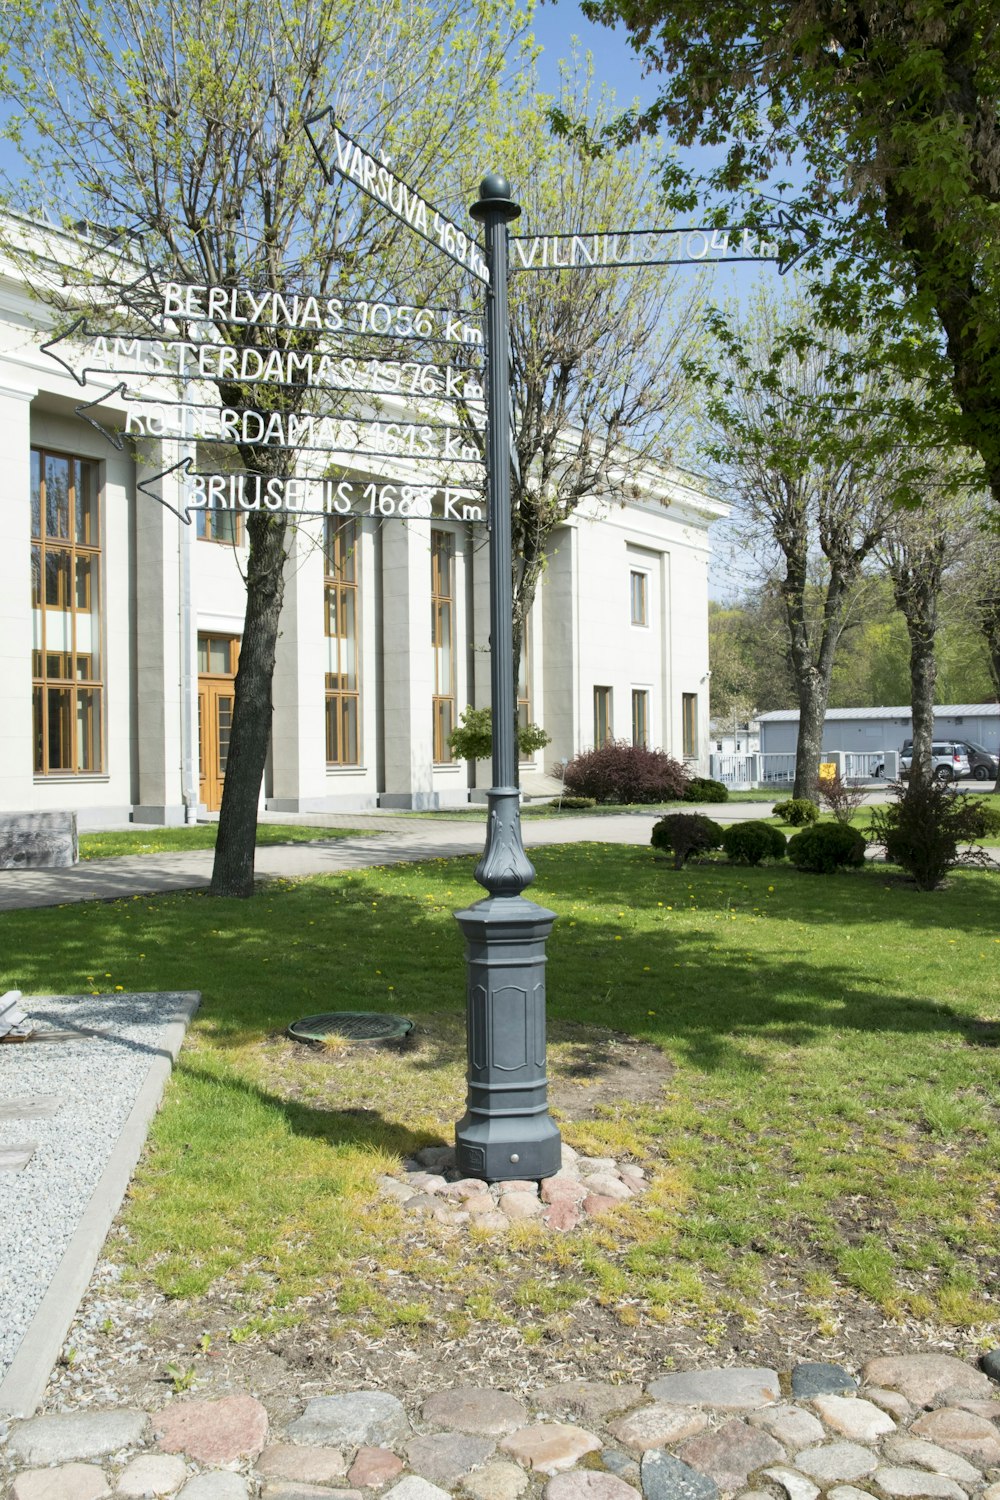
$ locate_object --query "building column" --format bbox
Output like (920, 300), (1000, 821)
(0, 384), (38, 812)
(133, 456), (187, 824)
(540, 525), (579, 767)
(380, 520), (435, 808)
(269, 522), (328, 811)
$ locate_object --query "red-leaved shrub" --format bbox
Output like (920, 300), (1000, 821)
(563, 740), (688, 804)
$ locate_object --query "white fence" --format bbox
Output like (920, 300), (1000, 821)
(709, 749), (898, 789)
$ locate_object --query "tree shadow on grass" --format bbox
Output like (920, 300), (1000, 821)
(1, 861), (998, 1085)
(522, 842), (1000, 937)
(171, 1053), (435, 1162)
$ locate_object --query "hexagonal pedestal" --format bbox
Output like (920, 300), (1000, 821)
(454, 892), (562, 1182)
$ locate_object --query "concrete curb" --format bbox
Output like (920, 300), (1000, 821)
(0, 990), (201, 1419)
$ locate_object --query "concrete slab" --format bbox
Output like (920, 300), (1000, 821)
(0, 992), (200, 1420)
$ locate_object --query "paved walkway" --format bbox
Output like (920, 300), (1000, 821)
(0, 808), (775, 913)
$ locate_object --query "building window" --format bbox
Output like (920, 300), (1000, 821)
(196, 507), (243, 545)
(682, 692), (698, 759)
(594, 686), (612, 748)
(630, 570), (648, 626)
(431, 530), (455, 762)
(324, 518), (360, 765)
(632, 689), (649, 748)
(31, 449), (103, 775)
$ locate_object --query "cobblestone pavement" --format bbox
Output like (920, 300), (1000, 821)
(3, 1355), (999, 1500)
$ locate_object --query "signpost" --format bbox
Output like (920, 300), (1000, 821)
(452, 175), (562, 1182)
(45, 290), (489, 522)
(304, 111), (490, 284)
(46, 115), (802, 1187)
(508, 210), (807, 274)
(307, 118), (806, 1184)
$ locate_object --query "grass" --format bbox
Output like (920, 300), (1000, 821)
(79, 823), (370, 859)
(2, 846), (998, 1349)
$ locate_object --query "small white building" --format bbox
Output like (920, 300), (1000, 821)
(709, 718), (760, 758)
(0, 221), (727, 825)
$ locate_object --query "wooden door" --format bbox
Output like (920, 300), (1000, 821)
(197, 634), (239, 811)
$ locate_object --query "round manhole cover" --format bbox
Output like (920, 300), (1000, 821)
(287, 1011), (414, 1045)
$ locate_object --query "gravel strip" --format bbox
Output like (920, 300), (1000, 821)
(0, 992), (196, 1386)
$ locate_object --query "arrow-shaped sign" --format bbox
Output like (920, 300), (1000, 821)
(508, 217), (809, 274)
(41, 316), (90, 385)
(81, 379), (487, 465)
(304, 109), (489, 285)
(136, 457), (196, 523)
(42, 318), (486, 403)
(136, 460), (485, 525)
(74, 382), (128, 450)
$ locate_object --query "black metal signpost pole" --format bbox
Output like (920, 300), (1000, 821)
(453, 174), (561, 1183)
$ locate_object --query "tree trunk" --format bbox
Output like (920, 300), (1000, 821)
(209, 513), (289, 898)
(780, 552), (848, 799)
(901, 580), (938, 791)
(975, 588), (1000, 795)
(793, 676), (826, 799)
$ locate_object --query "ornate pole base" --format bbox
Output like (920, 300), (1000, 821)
(454, 890), (562, 1182)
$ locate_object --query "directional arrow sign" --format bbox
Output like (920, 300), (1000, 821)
(159, 283), (484, 345)
(304, 109), (489, 285)
(509, 218), (808, 274)
(74, 382), (128, 450)
(44, 319), (485, 404)
(136, 457), (193, 522)
(80, 381), (486, 466)
(137, 459), (484, 525)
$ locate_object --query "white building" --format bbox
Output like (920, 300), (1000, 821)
(0, 223), (726, 826)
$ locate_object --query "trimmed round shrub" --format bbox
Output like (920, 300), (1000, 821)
(721, 820), (787, 865)
(547, 795), (597, 810)
(651, 812), (724, 868)
(682, 776), (729, 803)
(563, 739), (688, 804)
(772, 797), (819, 827)
(788, 821), (867, 873)
(966, 803), (1000, 838)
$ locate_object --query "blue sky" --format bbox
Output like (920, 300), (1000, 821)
(528, 3), (778, 310)
(531, 1), (656, 109)
(530, 3), (775, 598)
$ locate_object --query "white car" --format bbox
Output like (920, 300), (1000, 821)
(899, 742), (971, 781)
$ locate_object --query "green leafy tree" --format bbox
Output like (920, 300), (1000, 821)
(709, 588), (799, 716)
(575, 0), (1000, 515)
(447, 705), (550, 763)
(707, 603), (757, 726)
(876, 480), (979, 785)
(0, 0), (524, 896)
(955, 523), (1000, 704)
(692, 292), (900, 796)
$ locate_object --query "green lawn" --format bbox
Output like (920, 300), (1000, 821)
(79, 823), (370, 859)
(2, 847), (998, 1349)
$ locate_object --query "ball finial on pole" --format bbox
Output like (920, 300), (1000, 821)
(470, 173), (521, 225)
